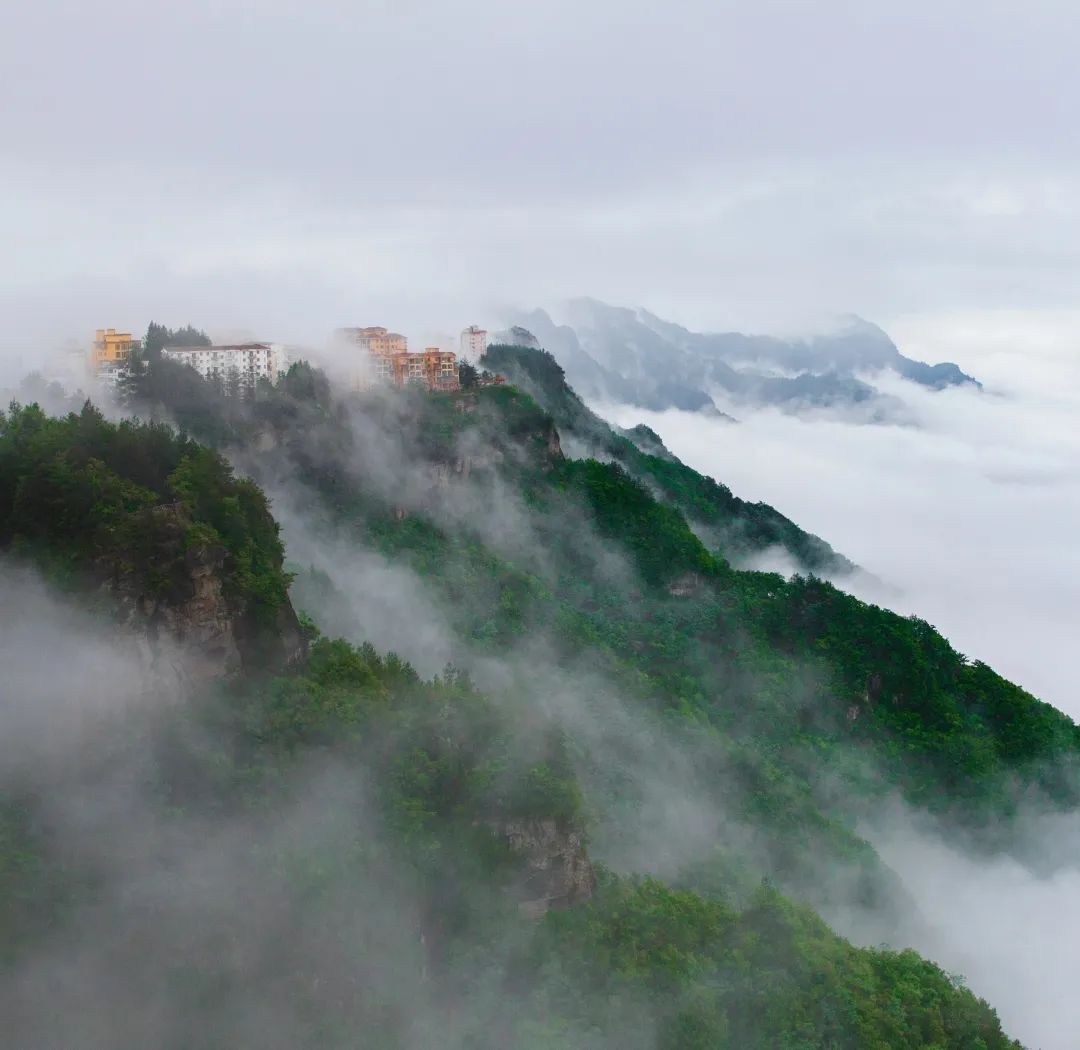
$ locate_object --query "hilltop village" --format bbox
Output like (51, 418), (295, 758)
(81, 323), (500, 396)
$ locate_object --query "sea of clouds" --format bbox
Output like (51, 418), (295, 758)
(596, 310), (1080, 719)
(596, 309), (1080, 1049)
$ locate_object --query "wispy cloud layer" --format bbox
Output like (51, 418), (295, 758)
(598, 311), (1080, 717)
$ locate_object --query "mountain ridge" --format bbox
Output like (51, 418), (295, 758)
(0, 353), (1056, 1048)
(500, 299), (979, 420)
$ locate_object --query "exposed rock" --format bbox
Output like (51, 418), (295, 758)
(103, 502), (304, 693)
(504, 300), (979, 422)
(543, 421), (562, 469)
(491, 325), (541, 350)
(494, 817), (596, 918)
(667, 571), (706, 598)
(425, 447), (506, 489)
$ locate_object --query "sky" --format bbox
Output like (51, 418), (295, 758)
(596, 319), (1080, 1049)
(598, 310), (1080, 718)
(5, 6), (1080, 1044)
(5, 0), (1080, 350)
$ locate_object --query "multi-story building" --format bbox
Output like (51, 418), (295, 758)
(91, 328), (139, 373)
(338, 326), (408, 356)
(459, 325), (487, 363)
(388, 348), (460, 391)
(162, 343), (287, 394)
(421, 348), (461, 391)
(341, 326), (460, 392)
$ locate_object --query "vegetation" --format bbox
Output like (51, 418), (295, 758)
(482, 343), (855, 575)
(142, 320), (212, 359)
(0, 400), (291, 632)
(0, 346), (1061, 1046)
(0, 632), (1021, 1048)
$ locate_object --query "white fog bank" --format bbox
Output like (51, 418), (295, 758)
(869, 806), (1080, 1050)
(596, 311), (1080, 1050)
(595, 311), (1080, 719)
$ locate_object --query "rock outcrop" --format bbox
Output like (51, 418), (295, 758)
(495, 817), (596, 919)
(103, 503), (304, 694)
(667, 571), (706, 598)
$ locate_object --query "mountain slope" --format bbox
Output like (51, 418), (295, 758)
(0, 379), (1033, 1048)
(0, 401), (303, 679)
(114, 354), (1080, 824)
(481, 342), (855, 577)
(503, 300), (979, 420)
(12, 352), (1079, 1044)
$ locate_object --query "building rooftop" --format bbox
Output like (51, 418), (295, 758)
(165, 343), (272, 353)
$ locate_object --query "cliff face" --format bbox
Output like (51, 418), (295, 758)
(116, 539), (242, 691)
(389, 393), (565, 521)
(104, 504), (304, 693)
(496, 817), (596, 919)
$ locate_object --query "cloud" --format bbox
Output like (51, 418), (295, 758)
(8, 2), (1080, 361)
(589, 310), (1080, 1049)
(858, 803), (1080, 1050)
(0, 563), (156, 777)
(595, 312), (1080, 718)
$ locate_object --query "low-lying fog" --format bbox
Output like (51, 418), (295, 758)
(596, 311), (1080, 720)
(597, 309), (1080, 1049)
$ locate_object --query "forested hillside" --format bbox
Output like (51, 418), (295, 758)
(1, 347), (1066, 1047)
(481, 342), (856, 576)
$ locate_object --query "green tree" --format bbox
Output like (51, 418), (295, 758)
(459, 361), (479, 389)
(143, 321), (211, 361)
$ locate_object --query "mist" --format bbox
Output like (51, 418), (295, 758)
(0, 557), (653, 1048)
(0, 388), (807, 1048)
(7, 295), (1074, 1044)
(8, 0), (1080, 1039)
(592, 309), (1080, 1049)
(866, 803), (1080, 1050)
(595, 310), (1080, 718)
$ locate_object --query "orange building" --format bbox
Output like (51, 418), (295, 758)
(91, 328), (139, 372)
(387, 348), (459, 391)
(421, 347), (460, 391)
(338, 326), (408, 356)
(341, 326), (459, 392)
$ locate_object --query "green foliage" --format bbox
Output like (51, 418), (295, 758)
(143, 320), (211, 359)
(553, 457), (717, 586)
(0, 401), (290, 624)
(146, 354), (1079, 822)
(1, 630), (1021, 1047)
(482, 343), (853, 574)
(459, 360), (480, 389)
(3, 353), (1054, 1046)
(517, 876), (1019, 1049)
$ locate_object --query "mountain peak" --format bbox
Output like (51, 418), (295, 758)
(504, 301), (980, 420)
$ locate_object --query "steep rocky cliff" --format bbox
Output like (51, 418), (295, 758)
(494, 817), (597, 918)
(102, 503), (303, 692)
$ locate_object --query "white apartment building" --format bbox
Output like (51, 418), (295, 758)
(162, 343), (288, 393)
(459, 325), (487, 363)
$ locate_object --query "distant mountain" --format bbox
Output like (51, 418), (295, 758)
(500, 299), (980, 420)
(482, 342), (856, 578)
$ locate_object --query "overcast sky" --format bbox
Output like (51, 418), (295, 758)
(5, 9), (1080, 1045)
(5, 0), (1080, 349)
(600, 311), (1080, 718)
(3, 0), (1079, 709)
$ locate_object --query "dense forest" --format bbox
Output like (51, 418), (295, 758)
(3, 336), (1069, 1046)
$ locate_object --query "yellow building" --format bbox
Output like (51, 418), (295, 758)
(421, 347), (460, 391)
(339, 326), (459, 392)
(338, 326), (408, 356)
(91, 328), (139, 372)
